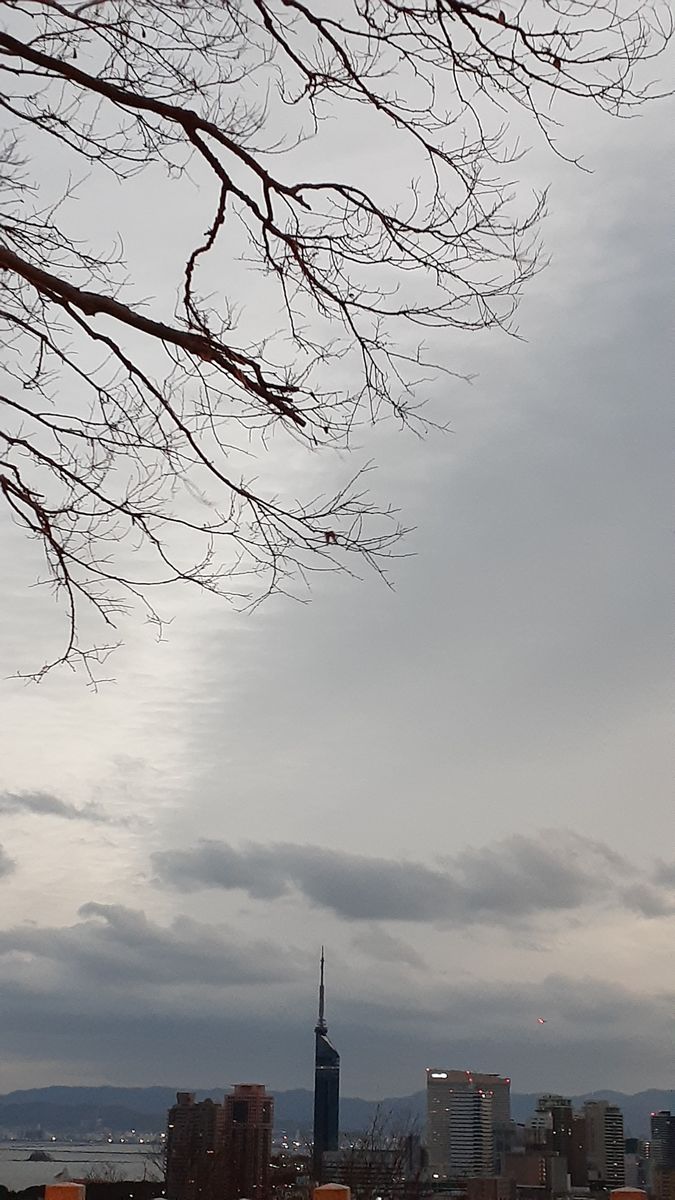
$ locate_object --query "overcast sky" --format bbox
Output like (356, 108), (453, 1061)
(0, 22), (674, 1101)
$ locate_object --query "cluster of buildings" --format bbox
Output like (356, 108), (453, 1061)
(165, 1085), (275, 1200)
(425, 1078), (675, 1200)
(162, 956), (674, 1200)
(426, 1074), (628, 1195)
(426, 1079), (675, 1200)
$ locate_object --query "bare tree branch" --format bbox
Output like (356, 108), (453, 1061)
(0, 0), (670, 678)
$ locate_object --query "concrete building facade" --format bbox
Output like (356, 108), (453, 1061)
(427, 1069), (511, 1178)
(584, 1100), (625, 1189)
(427, 1071), (495, 1178)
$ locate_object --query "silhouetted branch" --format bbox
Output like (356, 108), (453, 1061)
(0, 0), (670, 676)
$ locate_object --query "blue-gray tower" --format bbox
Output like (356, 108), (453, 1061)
(312, 948), (340, 1181)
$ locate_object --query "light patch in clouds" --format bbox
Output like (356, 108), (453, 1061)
(0, 844), (16, 879)
(152, 831), (646, 926)
(0, 790), (118, 825)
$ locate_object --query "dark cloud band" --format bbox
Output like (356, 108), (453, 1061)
(0, 902), (299, 987)
(151, 831), (655, 925)
(0, 790), (117, 825)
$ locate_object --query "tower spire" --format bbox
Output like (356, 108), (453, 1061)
(316, 946), (327, 1033)
(312, 945), (339, 1182)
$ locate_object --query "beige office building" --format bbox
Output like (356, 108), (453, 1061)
(426, 1069), (507, 1177)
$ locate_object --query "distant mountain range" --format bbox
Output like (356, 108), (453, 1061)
(0, 1086), (672, 1140)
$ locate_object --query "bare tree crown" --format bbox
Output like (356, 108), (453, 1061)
(0, 0), (669, 677)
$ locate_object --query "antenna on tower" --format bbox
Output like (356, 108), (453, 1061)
(316, 946), (327, 1033)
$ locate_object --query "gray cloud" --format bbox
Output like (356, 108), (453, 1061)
(621, 883), (675, 919)
(0, 843), (16, 879)
(0, 790), (117, 825)
(351, 927), (426, 969)
(0, 902), (301, 987)
(352, 972), (667, 1036)
(653, 861), (675, 888)
(153, 831), (632, 925)
(0, 959), (672, 1097)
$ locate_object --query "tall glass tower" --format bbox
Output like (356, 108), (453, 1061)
(312, 949), (340, 1181)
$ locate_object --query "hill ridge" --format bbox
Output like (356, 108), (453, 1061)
(0, 1085), (671, 1139)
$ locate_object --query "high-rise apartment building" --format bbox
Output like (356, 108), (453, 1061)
(426, 1070), (498, 1178)
(223, 1083), (274, 1200)
(584, 1100), (625, 1188)
(313, 950), (340, 1181)
(165, 1086), (273, 1200)
(536, 1095), (574, 1165)
(165, 1092), (226, 1200)
(570, 1112), (589, 1187)
(651, 1113), (675, 1171)
(531, 1094), (587, 1188)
